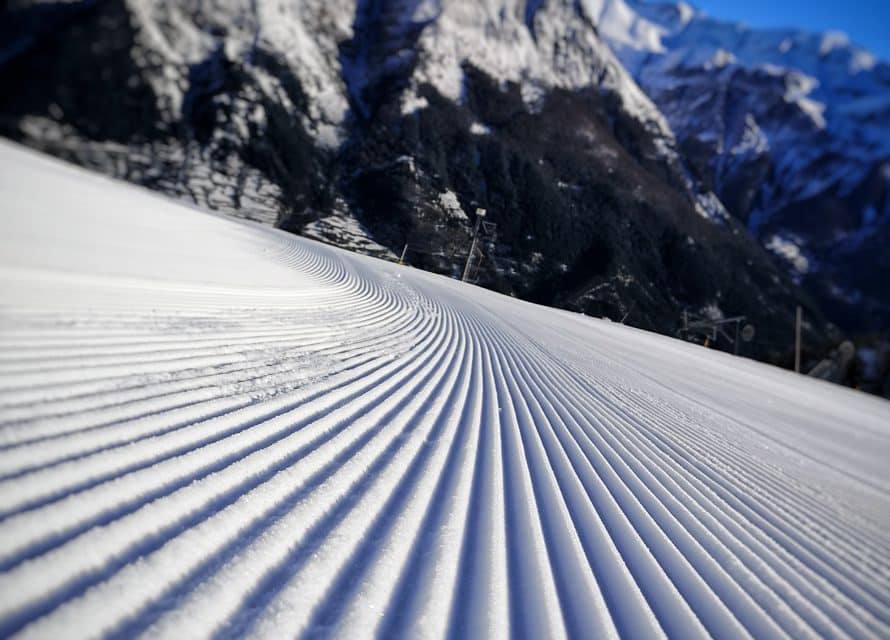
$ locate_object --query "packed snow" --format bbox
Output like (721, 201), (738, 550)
(1, 141), (890, 639)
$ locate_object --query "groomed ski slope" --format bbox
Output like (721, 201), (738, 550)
(0, 140), (889, 640)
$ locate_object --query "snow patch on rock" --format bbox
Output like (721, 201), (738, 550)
(766, 234), (810, 274)
(438, 189), (468, 221)
(470, 122), (491, 136)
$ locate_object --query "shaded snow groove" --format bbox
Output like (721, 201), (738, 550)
(1, 143), (889, 639)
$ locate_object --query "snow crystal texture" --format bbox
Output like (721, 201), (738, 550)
(1, 141), (889, 639)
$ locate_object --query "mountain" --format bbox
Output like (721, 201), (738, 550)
(1, 0), (828, 357)
(3, 139), (890, 637)
(588, 0), (890, 332)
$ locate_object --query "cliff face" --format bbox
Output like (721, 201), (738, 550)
(1, 0), (824, 352)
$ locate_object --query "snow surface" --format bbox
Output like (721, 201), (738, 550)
(1, 140), (890, 639)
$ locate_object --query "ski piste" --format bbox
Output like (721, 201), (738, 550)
(1, 140), (889, 638)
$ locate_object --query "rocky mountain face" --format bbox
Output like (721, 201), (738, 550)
(1, 0), (837, 358)
(589, 0), (890, 333)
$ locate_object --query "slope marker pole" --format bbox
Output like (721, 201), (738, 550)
(794, 305), (803, 373)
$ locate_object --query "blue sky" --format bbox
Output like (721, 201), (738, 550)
(674, 0), (890, 60)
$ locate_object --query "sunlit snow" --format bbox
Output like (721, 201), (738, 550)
(1, 141), (889, 639)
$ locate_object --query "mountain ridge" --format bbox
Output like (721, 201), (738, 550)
(6, 0), (880, 361)
(591, 0), (890, 332)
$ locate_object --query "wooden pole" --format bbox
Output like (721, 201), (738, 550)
(794, 305), (802, 373)
(398, 244), (408, 265)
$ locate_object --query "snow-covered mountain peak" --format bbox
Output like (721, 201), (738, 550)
(591, 0), (890, 331)
(601, 0), (886, 80)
